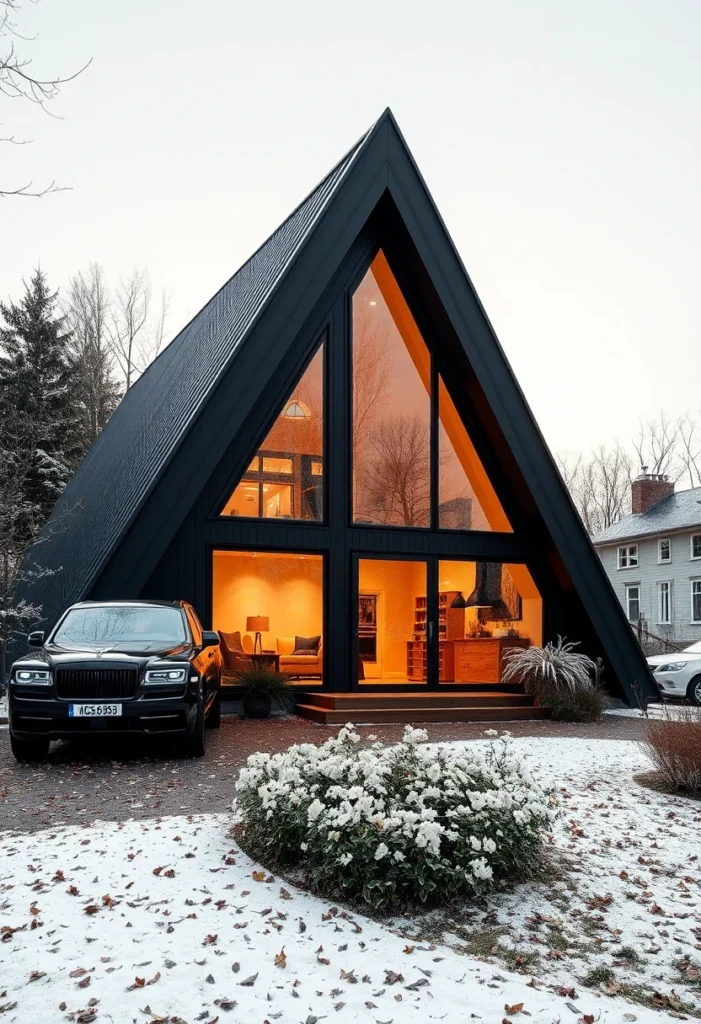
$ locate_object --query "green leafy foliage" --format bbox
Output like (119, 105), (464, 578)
(233, 663), (292, 698)
(234, 725), (559, 911)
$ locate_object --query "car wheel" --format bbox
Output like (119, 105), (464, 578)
(181, 698), (206, 757)
(206, 690), (221, 729)
(687, 676), (701, 706)
(10, 734), (50, 762)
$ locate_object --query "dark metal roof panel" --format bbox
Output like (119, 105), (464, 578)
(29, 128), (371, 619)
(592, 486), (701, 545)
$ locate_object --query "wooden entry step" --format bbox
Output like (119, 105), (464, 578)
(309, 691), (535, 711)
(295, 690), (549, 725)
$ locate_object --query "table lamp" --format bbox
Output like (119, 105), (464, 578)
(246, 615), (269, 654)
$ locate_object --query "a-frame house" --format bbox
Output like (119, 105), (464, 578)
(23, 109), (654, 721)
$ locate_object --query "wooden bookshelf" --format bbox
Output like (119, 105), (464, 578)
(406, 640), (456, 682)
(407, 592), (464, 681)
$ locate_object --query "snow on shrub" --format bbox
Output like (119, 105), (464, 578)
(233, 724), (559, 909)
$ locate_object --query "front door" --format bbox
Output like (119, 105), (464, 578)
(353, 555), (437, 689)
(352, 555), (543, 691)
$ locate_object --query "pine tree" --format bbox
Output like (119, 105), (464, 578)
(0, 270), (84, 532)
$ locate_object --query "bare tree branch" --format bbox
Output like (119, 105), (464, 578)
(556, 443), (632, 535)
(358, 412), (432, 527)
(677, 411), (701, 489)
(1, 0), (89, 197)
(62, 264), (121, 441)
(0, 178), (67, 198)
(106, 270), (168, 389)
(633, 411), (680, 478)
(558, 409), (701, 536)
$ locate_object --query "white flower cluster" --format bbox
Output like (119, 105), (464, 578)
(234, 725), (559, 909)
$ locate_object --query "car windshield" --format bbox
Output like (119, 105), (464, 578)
(684, 640), (701, 654)
(53, 606), (187, 647)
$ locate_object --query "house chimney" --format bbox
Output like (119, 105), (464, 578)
(631, 470), (674, 514)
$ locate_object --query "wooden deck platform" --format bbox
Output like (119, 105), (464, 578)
(295, 689), (549, 725)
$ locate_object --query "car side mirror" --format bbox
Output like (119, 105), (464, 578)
(27, 631), (45, 648)
(201, 630), (220, 649)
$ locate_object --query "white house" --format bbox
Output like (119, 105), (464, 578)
(592, 473), (701, 647)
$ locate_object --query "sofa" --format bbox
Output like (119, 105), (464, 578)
(276, 636), (323, 679)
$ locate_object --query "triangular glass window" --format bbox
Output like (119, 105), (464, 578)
(351, 250), (511, 532)
(221, 345), (324, 521)
(438, 377), (511, 532)
(352, 252), (431, 526)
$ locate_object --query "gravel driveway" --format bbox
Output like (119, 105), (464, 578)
(0, 709), (648, 833)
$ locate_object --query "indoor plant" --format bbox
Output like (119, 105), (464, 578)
(233, 663), (293, 719)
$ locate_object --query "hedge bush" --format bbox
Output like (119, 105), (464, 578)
(233, 724), (559, 910)
(644, 704), (701, 792)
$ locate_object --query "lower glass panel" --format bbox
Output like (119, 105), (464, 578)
(212, 550), (323, 686)
(437, 561), (542, 684)
(357, 558), (427, 684)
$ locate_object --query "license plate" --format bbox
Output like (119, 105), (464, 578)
(69, 704), (122, 718)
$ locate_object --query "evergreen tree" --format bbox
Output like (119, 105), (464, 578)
(0, 270), (84, 532)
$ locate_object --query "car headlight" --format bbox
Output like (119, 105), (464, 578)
(14, 669), (52, 685)
(144, 666), (188, 684)
(655, 662), (687, 673)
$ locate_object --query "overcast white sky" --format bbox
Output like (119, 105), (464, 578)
(2, 0), (700, 453)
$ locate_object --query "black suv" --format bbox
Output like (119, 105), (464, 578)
(8, 600), (222, 761)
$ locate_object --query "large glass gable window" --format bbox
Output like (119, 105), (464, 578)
(438, 378), (511, 531)
(351, 252), (511, 532)
(352, 252), (430, 526)
(221, 345), (324, 521)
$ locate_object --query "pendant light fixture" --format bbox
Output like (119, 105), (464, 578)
(465, 563), (493, 609)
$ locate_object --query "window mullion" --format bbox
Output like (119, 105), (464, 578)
(430, 356), (438, 532)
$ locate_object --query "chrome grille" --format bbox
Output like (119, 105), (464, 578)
(55, 667), (140, 700)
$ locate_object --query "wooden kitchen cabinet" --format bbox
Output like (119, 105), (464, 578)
(452, 637), (530, 684)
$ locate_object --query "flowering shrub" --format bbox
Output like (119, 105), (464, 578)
(233, 725), (559, 910)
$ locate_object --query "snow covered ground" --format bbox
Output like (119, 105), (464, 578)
(400, 738), (701, 1018)
(0, 738), (698, 1023)
(605, 705), (697, 720)
(0, 693), (7, 722)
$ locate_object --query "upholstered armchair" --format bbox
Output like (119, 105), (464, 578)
(218, 631), (254, 674)
(276, 636), (323, 679)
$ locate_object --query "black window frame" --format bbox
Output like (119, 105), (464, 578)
(214, 335), (328, 526)
(201, 239), (537, 693)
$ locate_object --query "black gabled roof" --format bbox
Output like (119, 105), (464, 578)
(29, 122), (373, 620)
(22, 108), (655, 702)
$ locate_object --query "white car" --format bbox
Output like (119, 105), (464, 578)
(647, 641), (701, 704)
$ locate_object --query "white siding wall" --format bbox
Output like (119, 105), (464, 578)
(596, 531), (701, 644)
